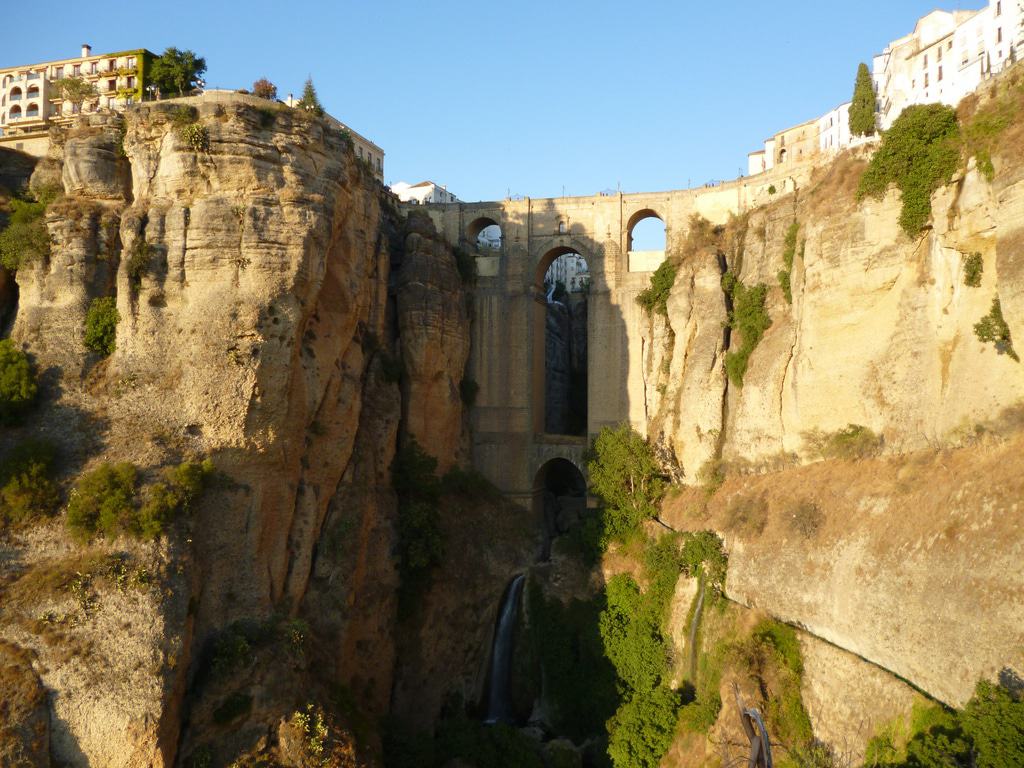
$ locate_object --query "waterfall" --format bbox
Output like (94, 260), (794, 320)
(484, 573), (526, 723)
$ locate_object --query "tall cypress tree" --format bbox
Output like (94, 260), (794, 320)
(297, 77), (324, 117)
(850, 62), (877, 136)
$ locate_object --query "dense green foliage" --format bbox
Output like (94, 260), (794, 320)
(866, 680), (1024, 768)
(297, 77), (325, 116)
(600, 573), (680, 768)
(679, 530), (728, 592)
(850, 62), (877, 136)
(66, 463), (138, 542)
(723, 273), (772, 387)
(963, 253), (983, 287)
(84, 297), (120, 356)
(974, 296), (1019, 362)
(858, 104), (960, 236)
(66, 459), (213, 542)
(392, 440), (444, 615)
(636, 260), (678, 316)
(585, 425), (666, 551)
(0, 190), (54, 271)
(150, 47), (207, 96)
(0, 440), (59, 529)
(0, 339), (37, 424)
(527, 582), (618, 742)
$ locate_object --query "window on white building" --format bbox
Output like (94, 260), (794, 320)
(127, 56), (136, 68)
(90, 62), (97, 74)
(938, 66), (943, 81)
(54, 66), (63, 79)
(72, 64), (81, 76)
(998, 27), (1003, 43)
(997, 1), (1001, 16)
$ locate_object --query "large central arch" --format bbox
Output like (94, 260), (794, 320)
(532, 245), (590, 437)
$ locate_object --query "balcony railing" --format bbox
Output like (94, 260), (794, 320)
(9, 94), (22, 101)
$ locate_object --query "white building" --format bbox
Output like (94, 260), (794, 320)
(747, 0), (1023, 174)
(545, 252), (590, 294)
(874, 1), (1023, 130)
(390, 180), (459, 205)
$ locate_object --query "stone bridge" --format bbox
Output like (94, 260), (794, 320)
(414, 165), (808, 506)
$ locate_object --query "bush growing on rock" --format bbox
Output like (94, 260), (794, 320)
(857, 103), (960, 236)
(0, 190), (54, 271)
(586, 424), (666, 551)
(0, 440), (59, 529)
(636, 260), (678, 317)
(84, 297), (120, 356)
(974, 296), (1019, 362)
(963, 253), (984, 287)
(0, 340), (38, 424)
(723, 273), (771, 387)
(66, 462), (137, 541)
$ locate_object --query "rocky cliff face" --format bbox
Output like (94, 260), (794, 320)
(642, 116), (1024, 736)
(0, 96), (482, 766)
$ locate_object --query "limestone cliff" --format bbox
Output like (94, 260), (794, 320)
(0, 94), (481, 766)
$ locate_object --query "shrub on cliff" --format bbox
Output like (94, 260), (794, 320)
(150, 47), (207, 97)
(136, 459), (215, 539)
(723, 274), (771, 387)
(0, 340), (37, 424)
(963, 253), (984, 287)
(974, 296), (1019, 362)
(636, 260), (678, 317)
(858, 104), (960, 236)
(0, 191), (54, 271)
(586, 425), (666, 550)
(850, 62), (877, 136)
(0, 440), (59, 529)
(66, 463), (138, 542)
(84, 297), (120, 356)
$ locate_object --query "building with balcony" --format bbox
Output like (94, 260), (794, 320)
(1, 44), (155, 156)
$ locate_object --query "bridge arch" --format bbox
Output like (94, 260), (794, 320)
(532, 245), (590, 436)
(466, 216), (502, 251)
(626, 209), (666, 252)
(533, 456), (588, 560)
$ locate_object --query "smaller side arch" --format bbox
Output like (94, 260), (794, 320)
(626, 208), (666, 252)
(466, 216), (502, 250)
(533, 457), (588, 561)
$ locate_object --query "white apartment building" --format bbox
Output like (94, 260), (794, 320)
(390, 180), (459, 205)
(1, 45), (153, 156)
(874, 0), (1022, 130)
(747, 0), (1023, 174)
(545, 252), (590, 295)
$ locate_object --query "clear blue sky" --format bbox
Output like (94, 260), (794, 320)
(2, 0), (984, 201)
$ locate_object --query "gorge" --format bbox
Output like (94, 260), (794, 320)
(1, 69), (1023, 768)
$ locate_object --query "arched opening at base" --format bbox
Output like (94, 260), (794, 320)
(534, 458), (587, 561)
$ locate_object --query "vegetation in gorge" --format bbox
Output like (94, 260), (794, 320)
(0, 339), (38, 424)
(974, 297), (1019, 362)
(0, 188), (55, 271)
(585, 424), (667, 553)
(722, 272), (772, 387)
(865, 680), (1024, 768)
(963, 253), (983, 287)
(0, 440), (59, 529)
(84, 297), (120, 356)
(392, 440), (445, 615)
(65, 458), (213, 542)
(858, 104), (960, 236)
(850, 62), (878, 136)
(804, 423), (884, 460)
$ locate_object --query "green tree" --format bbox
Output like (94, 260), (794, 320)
(961, 680), (1024, 768)
(850, 62), (877, 136)
(0, 440), (58, 528)
(84, 296), (120, 356)
(55, 76), (98, 109)
(297, 77), (324, 116)
(586, 425), (666, 548)
(150, 47), (207, 97)
(0, 339), (37, 424)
